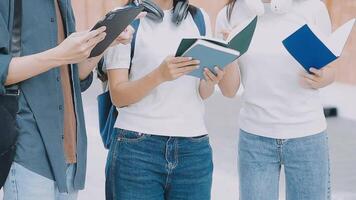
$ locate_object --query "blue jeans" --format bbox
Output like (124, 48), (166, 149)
(3, 163), (78, 200)
(105, 129), (213, 200)
(238, 130), (331, 200)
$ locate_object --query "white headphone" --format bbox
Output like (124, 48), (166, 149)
(245, 0), (294, 15)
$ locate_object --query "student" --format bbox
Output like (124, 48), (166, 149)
(215, 0), (335, 199)
(104, 0), (228, 199)
(0, 0), (134, 199)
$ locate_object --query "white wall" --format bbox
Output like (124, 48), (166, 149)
(320, 83), (356, 120)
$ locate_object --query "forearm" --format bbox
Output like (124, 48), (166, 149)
(199, 81), (215, 100)
(78, 54), (103, 80)
(5, 48), (63, 85)
(218, 62), (240, 98)
(110, 69), (163, 107)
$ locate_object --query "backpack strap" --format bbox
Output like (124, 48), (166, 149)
(129, 19), (141, 71)
(189, 6), (206, 36)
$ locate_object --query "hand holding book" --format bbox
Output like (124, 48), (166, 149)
(283, 18), (355, 72)
(176, 16), (258, 79)
(299, 67), (336, 89)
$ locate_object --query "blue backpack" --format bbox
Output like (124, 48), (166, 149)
(97, 6), (207, 149)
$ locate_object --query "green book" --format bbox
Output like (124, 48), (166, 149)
(176, 16), (258, 57)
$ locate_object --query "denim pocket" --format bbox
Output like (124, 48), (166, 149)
(116, 129), (149, 142)
(187, 134), (209, 142)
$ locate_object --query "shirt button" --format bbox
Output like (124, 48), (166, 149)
(59, 105), (63, 110)
(51, 18), (55, 22)
(57, 76), (60, 82)
(61, 135), (64, 139)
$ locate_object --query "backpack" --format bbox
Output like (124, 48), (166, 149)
(97, 6), (207, 149)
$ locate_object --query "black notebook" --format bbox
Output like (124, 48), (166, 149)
(89, 5), (144, 58)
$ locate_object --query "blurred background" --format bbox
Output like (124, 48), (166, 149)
(1, 0), (355, 200)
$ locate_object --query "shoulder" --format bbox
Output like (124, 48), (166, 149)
(216, 5), (228, 24)
(190, 6), (211, 23)
(294, 0), (329, 17)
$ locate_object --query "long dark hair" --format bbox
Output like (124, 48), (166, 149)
(226, 0), (237, 22)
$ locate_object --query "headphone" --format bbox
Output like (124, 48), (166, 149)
(245, 0), (294, 15)
(140, 0), (190, 25)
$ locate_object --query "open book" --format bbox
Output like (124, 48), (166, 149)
(283, 18), (355, 71)
(176, 16), (258, 79)
(89, 4), (144, 58)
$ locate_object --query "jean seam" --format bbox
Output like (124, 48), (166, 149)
(173, 139), (178, 169)
(109, 137), (120, 200)
(11, 165), (19, 200)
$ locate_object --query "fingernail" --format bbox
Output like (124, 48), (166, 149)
(196, 65), (200, 69)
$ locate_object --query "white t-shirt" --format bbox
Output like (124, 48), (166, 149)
(105, 8), (212, 137)
(216, 0), (332, 139)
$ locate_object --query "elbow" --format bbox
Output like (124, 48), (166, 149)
(221, 86), (239, 98)
(221, 90), (237, 98)
(111, 95), (129, 108)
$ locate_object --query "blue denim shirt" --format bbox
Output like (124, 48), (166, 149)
(0, 0), (93, 192)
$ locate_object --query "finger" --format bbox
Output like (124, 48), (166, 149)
(171, 56), (193, 64)
(204, 70), (215, 82)
(175, 60), (200, 68)
(205, 68), (218, 82)
(86, 32), (106, 49)
(175, 65), (199, 74)
(214, 67), (225, 78)
(82, 26), (107, 42)
(302, 73), (318, 82)
(203, 71), (213, 82)
(136, 12), (147, 20)
(309, 68), (323, 77)
(305, 78), (318, 89)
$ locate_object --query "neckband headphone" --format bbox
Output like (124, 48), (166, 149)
(245, 0), (294, 15)
(134, 0), (190, 25)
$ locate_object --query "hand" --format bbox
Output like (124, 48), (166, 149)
(202, 67), (225, 86)
(53, 26), (107, 64)
(220, 29), (231, 41)
(156, 56), (200, 82)
(300, 67), (336, 89)
(111, 12), (147, 46)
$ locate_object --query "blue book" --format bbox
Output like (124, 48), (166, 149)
(176, 17), (258, 79)
(283, 18), (355, 71)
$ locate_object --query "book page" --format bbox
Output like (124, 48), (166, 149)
(326, 18), (355, 56)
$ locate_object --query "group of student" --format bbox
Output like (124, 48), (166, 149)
(0, 0), (337, 200)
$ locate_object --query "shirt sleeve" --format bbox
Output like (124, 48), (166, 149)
(215, 6), (231, 40)
(104, 43), (132, 70)
(0, 15), (12, 95)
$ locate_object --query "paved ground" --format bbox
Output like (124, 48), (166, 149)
(1, 80), (356, 200)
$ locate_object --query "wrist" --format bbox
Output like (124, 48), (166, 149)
(152, 68), (166, 84)
(150, 68), (165, 85)
(44, 47), (68, 67)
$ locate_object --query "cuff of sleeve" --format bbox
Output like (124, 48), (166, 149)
(0, 54), (13, 95)
(80, 71), (93, 92)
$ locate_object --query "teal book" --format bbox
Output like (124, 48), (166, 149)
(176, 16), (258, 79)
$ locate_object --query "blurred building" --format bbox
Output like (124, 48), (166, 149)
(71, 0), (356, 120)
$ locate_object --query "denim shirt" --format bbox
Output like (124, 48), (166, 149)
(0, 0), (93, 192)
